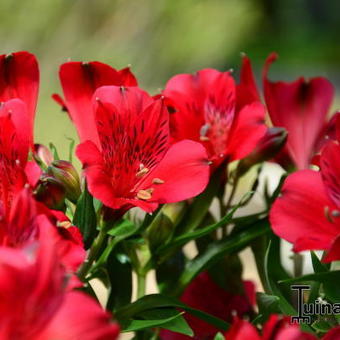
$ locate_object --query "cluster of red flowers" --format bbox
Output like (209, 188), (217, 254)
(1, 50), (340, 339)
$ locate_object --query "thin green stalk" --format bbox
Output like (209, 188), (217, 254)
(222, 176), (239, 237)
(78, 224), (108, 281)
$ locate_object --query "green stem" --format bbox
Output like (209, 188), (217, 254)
(78, 224), (108, 281)
(222, 176), (239, 237)
(136, 272), (147, 299)
(251, 235), (269, 292)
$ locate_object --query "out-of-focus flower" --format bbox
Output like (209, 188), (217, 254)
(0, 51), (39, 146)
(161, 272), (255, 340)
(56, 60), (137, 147)
(47, 160), (81, 203)
(224, 315), (317, 339)
(270, 116), (340, 262)
(76, 85), (210, 213)
(263, 52), (334, 170)
(0, 216), (119, 340)
(163, 56), (267, 170)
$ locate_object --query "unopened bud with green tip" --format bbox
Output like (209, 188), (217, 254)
(47, 160), (81, 203)
(34, 174), (66, 210)
(237, 127), (287, 176)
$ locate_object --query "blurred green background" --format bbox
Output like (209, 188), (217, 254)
(1, 0), (339, 158)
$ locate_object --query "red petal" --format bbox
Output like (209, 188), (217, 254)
(263, 315), (317, 340)
(59, 61), (137, 146)
(320, 141), (340, 206)
(263, 52), (334, 169)
(236, 54), (260, 111)
(164, 69), (235, 145)
(94, 85), (153, 120)
(323, 235), (340, 262)
(270, 170), (339, 252)
(118, 67), (138, 86)
(25, 160), (42, 187)
(322, 326), (340, 339)
(226, 102), (267, 161)
(224, 318), (261, 340)
(0, 51), (39, 146)
(0, 99), (30, 165)
(41, 291), (120, 340)
(139, 140), (209, 204)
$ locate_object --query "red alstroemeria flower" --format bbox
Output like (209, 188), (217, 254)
(225, 315), (317, 340)
(0, 101), (85, 272)
(263, 52), (334, 170)
(270, 117), (340, 261)
(163, 57), (267, 169)
(76, 85), (210, 213)
(56, 60), (137, 147)
(0, 216), (119, 340)
(0, 51), (39, 146)
(161, 272), (255, 340)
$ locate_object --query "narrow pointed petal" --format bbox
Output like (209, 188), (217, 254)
(236, 54), (260, 111)
(59, 61), (138, 146)
(263, 52), (334, 169)
(0, 51), (39, 145)
(270, 170), (339, 252)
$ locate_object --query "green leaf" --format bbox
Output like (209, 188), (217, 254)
(106, 246), (132, 311)
(73, 181), (97, 249)
(279, 271), (340, 303)
(65, 136), (75, 163)
(108, 219), (139, 238)
(157, 202), (240, 257)
(174, 219), (270, 295)
(122, 308), (193, 336)
(255, 293), (280, 323)
(279, 271), (340, 285)
(48, 142), (60, 160)
(310, 251), (329, 273)
(214, 332), (225, 340)
(312, 319), (333, 333)
(264, 238), (314, 333)
(156, 250), (185, 294)
(115, 294), (229, 332)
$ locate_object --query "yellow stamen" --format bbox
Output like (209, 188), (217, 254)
(137, 189), (153, 200)
(136, 167), (149, 177)
(200, 136), (210, 141)
(58, 221), (72, 229)
(152, 178), (164, 184)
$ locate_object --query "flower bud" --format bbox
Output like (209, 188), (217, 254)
(34, 174), (66, 210)
(47, 160), (81, 203)
(33, 144), (54, 168)
(237, 127), (287, 176)
(146, 212), (174, 252)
